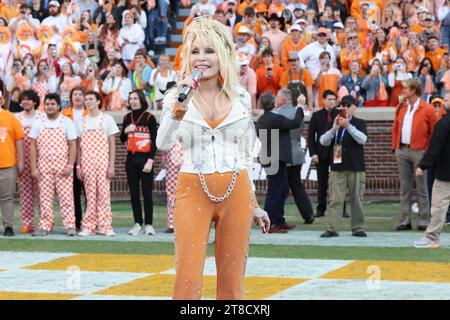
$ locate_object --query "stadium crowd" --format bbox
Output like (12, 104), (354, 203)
(0, 0), (449, 248)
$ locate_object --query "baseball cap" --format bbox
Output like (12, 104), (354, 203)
(49, 1), (60, 7)
(295, 18), (306, 24)
(334, 22), (344, 29)
(289, 24), (302, 33)
(417, 6), (429, 14)
(431, 97), (444, 105)
(316, 27), (329, 35)
(341, 95), (356, 106)
(293, 3), (307, 12)
(237, 26), (252, 35)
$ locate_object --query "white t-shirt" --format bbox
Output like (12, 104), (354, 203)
(16, 111), (44, 129)
(76, 113), (119, 138)
(29, 114), (77, 141)
(72, 108), (84, 125)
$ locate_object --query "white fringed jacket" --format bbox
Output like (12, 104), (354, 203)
(156, 86), (260, 186)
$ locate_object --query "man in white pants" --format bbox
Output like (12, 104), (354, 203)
(414, 92), (450, 249)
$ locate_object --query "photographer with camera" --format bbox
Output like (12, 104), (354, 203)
(319, 95), (368, 238)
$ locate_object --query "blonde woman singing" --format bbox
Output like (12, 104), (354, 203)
(157, 17), (270, 300)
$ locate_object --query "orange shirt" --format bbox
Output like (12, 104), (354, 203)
(250, 51), (280, 70)
(401, 46), (425, 73)
(279, 68), (314, 88)
(351, 0), (384, 21)
(173, 44), (183, 73)
(0, 5), (19, 21)
(256, 65), (283, 95)
(280, 38), (307, 70)
(426, 48), (446, 72)
(0, 109), (24, 168)
(340, 47), (369, 75)
(317, 69), (342, 108)
(268, 4), (286, 17)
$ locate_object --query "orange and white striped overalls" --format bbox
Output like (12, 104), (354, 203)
(37, 116), (75, 231)
(79, 114), (113, 234)
(16, 111), (42, 230)
(162, 141), (184, 229)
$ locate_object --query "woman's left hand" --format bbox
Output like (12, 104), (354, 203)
(253, 208), (270, 234)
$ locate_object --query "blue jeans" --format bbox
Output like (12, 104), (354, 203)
(441, 25), (450, 49)
(147, 9), (159, 48)
(158, 0), (169, 39)
(264, 161), (290, 227)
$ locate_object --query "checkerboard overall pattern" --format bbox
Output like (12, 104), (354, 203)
(0, 252), (449, 300)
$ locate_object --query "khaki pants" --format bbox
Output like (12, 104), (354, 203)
(172, 170), (253, 300)
(0, 166), (17, 228)
(425, 179), (450, 242)
(326, 171), (365, 234)
(395, 147), (430, 227)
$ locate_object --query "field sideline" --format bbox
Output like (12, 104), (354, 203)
(0, 201), (448, 300)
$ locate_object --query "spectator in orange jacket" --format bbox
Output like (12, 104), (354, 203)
(391, 78), (438, 232)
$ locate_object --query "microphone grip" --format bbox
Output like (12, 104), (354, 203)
(177, 69), (203, 103)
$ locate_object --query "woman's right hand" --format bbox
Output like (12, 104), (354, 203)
(177, 74), (199, 92)
(125, 123), (136, 134)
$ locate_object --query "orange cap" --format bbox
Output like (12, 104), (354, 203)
(316, 27), (329, 34)
(256, 3), (267, 13)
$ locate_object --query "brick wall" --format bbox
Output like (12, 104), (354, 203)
(112, 110), (401, 200)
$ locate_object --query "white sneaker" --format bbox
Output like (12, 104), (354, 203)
(104, 230), (116, 237)
(413, 237), (440, 249)
(78, 229), (91, 237)
(158, 36), (167, 44)
(128, 223), (142, 236)
(144, 225), (156, 235)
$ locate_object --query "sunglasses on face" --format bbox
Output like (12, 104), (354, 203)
(318, 33), (327, 37)
(340, 103), (351, 108)
(348, 36), (357, 40)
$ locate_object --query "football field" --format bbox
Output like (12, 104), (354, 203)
(0, 201), (448, 300)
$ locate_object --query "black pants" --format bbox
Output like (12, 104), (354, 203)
(264, 161), (289, 227)
(73, 165), (85, 230)
(126, 153), (154, 225)
(287, 165), (314, 221)
(316, 157), (331, 214)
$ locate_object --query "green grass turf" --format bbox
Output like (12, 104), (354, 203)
(0, 239), (448, 263)
(8, 200), (450, 232)
(2, 201), (448, 263)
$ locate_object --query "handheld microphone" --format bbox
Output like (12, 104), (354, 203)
(177, 69), (203, 103)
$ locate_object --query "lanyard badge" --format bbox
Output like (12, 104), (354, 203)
(333, 128), (346, 164)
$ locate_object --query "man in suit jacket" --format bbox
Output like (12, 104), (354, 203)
(392, 78), (438, 231)
(256, 92), (304, 233)
(319, 95), (368, 238)
(308, 90), (339, 217)
(274, 89), (314, 224)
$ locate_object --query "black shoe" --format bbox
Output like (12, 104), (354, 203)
(352, 230), (367, 237)
(4, 227), (14, 237)
(417, 225), (428, 231)
(396, 223), (412, 231)
(343, 211), (350, 218)
(314, 211), (325, 218)
(304, 217), (315, 225)
(320, 230), (339, 238)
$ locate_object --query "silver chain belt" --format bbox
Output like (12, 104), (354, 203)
(198, 170), (239, 203)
